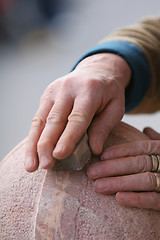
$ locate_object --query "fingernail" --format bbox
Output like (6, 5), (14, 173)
(95, 180), (106, 191)
(94, 143), (103, 155)
(116, 192), (130, 205)
(90, 136), (103, 155)
(101, 150), (112, 160)
(25, 156), (34, 171)
(40, 156), (51, 169)
(87, 165), (100, 178)
(53, 144), (65, 158)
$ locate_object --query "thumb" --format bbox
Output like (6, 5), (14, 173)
(143, 127), (160, 140)
(88, 99), (124, 155)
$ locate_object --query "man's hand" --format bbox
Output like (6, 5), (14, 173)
(24, 53), (131, 172)
(87, 127), (160, 210)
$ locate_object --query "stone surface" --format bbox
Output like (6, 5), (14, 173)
(54, 133), (91, 171)
(1, 122), (160, 240)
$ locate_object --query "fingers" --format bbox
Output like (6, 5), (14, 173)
(88, 154), (160, 210)
(116, 192), (160, 210)
(25, 64), (127, 172)
(25, 75), (105, 171)
(53, 94), (97, 159)
(94, 172), (156, 194)
(143, 127), (160, 140)
(88, 97), (125, 155)
(37, 95), (73, 169)
(102, 140), (160, 160)
(25, 99), (53, 172)
(87, 155), (152, 180)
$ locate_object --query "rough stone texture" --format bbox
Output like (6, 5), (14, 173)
(1, 122), (160, 240)
(0, 140), (46, 240)
(54, 133), (91, 170)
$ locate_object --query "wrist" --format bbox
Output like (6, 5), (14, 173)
(75, 53), (131, 88)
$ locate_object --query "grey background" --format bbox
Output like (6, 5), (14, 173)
(1, 0), (160, 160)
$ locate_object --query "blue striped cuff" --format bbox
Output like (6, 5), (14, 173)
(71, 40), (151, 112)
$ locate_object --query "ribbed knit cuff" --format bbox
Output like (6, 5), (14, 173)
(71, 40), (151, 112)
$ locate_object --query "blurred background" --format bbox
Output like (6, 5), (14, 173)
(1, 0), (160, 160)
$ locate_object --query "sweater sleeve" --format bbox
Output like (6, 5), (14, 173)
(72, 16), (160, 114)
(71, 40), (150, 113)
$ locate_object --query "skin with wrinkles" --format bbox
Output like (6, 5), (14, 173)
(25, 53), (131, 172)
(1, 122), (160, 240)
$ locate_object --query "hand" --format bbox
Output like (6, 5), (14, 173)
(25, 53), (131, 172)
(87, 127), (160, 210)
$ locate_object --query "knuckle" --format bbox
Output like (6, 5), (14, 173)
(81, 78), (105, 95)
(53, 75), (74, 91)
(135, 194), (141, 206)
(68, 111), (88, 124)
(37, 139), (49, 151)
(151, 192), (160, 210)
(40, 86), (54, 104)
(47, 111), (66, 125)
(136, 155), (149, 172)
(40, 94), (47, 104)
(40, 95), (52, 107)
(140, 140), (152, 153)
(59, 76), (73, 89)
(153, 140), (160, 153)
(152, 192), (159, 205)
(116, 177), (126, 191)
(32, 116), (45, 129)
(145, 172), (155, 189)
(87, 78), (110, 95)
(85, 78), (100, 88)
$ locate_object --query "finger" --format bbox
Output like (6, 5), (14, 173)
(88, 97), (125, 155)
(116, 192), (160, 210)
(143, 127), (160, 140)
(94, 172), (156, 194)
(102, 140), (160, 160)
(38, 96), (73, 169)
(53, 94), (97, 159)
(25, 99), (53, 172)
(87, 155), (152, 180)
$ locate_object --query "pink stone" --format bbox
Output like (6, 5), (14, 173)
(0, 122), (160, 240)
